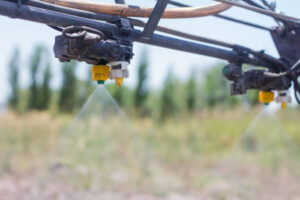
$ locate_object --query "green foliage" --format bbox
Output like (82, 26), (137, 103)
(6, 45), (262, 115)
(246, 90), (259, 106)
(185, 69), (197, 112)
(27, 45), (49, 110)
(113, 86), (124, 106)
(75, 67), (95, 110)
(106, 84), (134, 109)
(201, 64), (240, 108)
(8, 48), (20, 111)
(134, 49), (149, 115)
(160, 69), (177, 120)
(59, 61), (77, 113)
(202, 65), (228, 107)
(39, 62), (52, 110)
(2, 108), (300, 195)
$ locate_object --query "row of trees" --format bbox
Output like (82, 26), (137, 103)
(7, 45), (259, 119)
(8, 46), (52, 111)
(8, 45), (84, 113)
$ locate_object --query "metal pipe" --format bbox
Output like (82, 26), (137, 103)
(39, 0), (232, 19)
(214, 14), (271, 31)
(142, 0), (169, 39)
(167, 0), (271, 31)
(26, 0), (271, 51)
(163, 0), (286, 70)
(213, 0), (300, 24)
(0, 0), (273, 68)
(27, 0), (120, 22)
(23, 0), (239, 48)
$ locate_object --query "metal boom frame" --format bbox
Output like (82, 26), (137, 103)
(0, 0), (275, 69)
(2, 0), (300, 105)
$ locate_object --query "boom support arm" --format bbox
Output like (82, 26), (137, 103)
(0, 0), (274, 69)
(2, 0), (300, 107)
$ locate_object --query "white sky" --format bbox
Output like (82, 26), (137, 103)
(0, 0), (299, 105)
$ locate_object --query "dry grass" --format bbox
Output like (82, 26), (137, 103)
(0, 112), (71, 172)
(0, 107), (300, 199)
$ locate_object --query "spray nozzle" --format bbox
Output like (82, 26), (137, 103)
(276, 90), (292, 110)
(108, 61), (129, 87)
(259, 90), (292, 109)
(92, 65), (110, 85)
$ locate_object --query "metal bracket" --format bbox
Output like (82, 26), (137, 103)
(233, 45), (250, 65)
(142, 0), (169, 39)
(109, 17), (134, 43)
(271, 24), (300, 66)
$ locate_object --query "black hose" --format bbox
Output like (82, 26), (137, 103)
(261, 60), (300, 80)
(48, 25), (63, 32)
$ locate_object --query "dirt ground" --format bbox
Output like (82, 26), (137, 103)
(0, 173), (197, 200)
(1, 161), (300, 200)
(1, 111), (300, 200)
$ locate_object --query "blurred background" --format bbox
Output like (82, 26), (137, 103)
(1, 0), (300, 199)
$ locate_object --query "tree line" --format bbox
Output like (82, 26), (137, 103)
(7, 45), (259, 119)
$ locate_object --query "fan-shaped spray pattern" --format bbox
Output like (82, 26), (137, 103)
(49, 85), (181, 194)
(208, 107), (300, 199)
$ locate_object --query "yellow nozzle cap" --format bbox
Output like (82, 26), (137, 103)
(259, 91), (274, 104)
(281, 102), (287, 110)
(92, 65), (110, 83)
(115, 77), (123, 88)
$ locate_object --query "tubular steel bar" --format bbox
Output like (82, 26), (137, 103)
(142, 0), (169, 39)
(38, 0), (231, 19)
(213, 0), (300, 24)
(0, 0), (275, 69)
(167, 0), (271, 31)
(164, 0), (286, 70)
(214, 14), (271, 31)
(33, 0), (269, 32)
(27, 0), (121, 22)
(24, 0), (238, 48)
(26, 0), (271, 55)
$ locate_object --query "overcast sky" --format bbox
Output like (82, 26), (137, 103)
(0, 0), (299, 105)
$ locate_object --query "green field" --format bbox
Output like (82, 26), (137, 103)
(1, 106), (300, 199)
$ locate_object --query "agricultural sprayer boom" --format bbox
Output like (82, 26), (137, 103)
(1, 0), (300, 108)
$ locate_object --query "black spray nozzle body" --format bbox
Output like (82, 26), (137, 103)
(230, 70), (291, 95)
